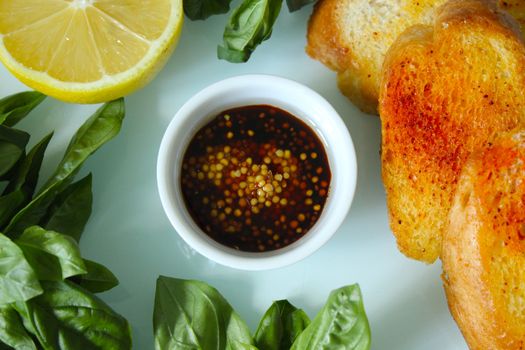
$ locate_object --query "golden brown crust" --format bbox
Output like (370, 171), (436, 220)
(336, 66), (379, 116)
(305, 0), (381, 114)
(499, 0), (525, 33)
(306, 0), (525, 115)
(306, 0), (443, 114)
(379, 0), (525, 263)
(439, 0), (523, 38)
(443, 130), (525, 350)
(306, 0), (350, 71)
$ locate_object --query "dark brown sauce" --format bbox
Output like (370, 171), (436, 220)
(180, 105), (331, 252)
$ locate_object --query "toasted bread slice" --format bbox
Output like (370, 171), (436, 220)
(306, 0), (442, 114)
(442, 130), (525, 350)
(306, 0), (525, 114)
(379, 0), (525, 263)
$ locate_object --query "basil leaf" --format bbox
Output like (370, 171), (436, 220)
(16, 226), (87, 281)
(290, 284), (371, 350)
(16, 246), (62, 283)
(218, 0), (282, 62)
(285, 0), (315, 12)
(15, 280), (132, 350)
(0, 126), (30, 178)
(0, 305), (37, 349)
(0, 190), (26, 229)
(0, 232), (42, 304)
(184, 0), (232, 20)
(4, 133), (53, 199)
(230, 341), (259, 350)
(0, 91), (45, 127)
(74, 259), (119, 293)
(5, 99), (125, 237)
(153, 276), (255, 350)
(0, 134), (53, 229)
(45, 98), (125, 189)
(42, 174), (92, 242)
(255, 300), (310, 350)
(0, 134), (52, 227)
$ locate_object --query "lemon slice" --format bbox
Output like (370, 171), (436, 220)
(0, 0), (183, 103)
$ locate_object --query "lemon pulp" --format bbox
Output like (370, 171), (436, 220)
(0, 0), (183, 103)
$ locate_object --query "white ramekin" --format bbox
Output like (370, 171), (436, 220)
(157, 74), (357, 270)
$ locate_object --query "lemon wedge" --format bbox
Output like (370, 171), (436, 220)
(0, 0), (183, 103)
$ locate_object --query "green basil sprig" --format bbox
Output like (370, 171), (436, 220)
(291, 285), (371, 350)
(0, 126), (30, 178)
(74, 259), (119, 293)
(4, 133), (52, 199)
(218, 0), (283, 63)
(14, 281), (131, 350)
(16, 226), (87, 281)
(5, 100), (125, 238)
(184, 0), (319, 62)
(0, 92), (130, 350)
(42, 173), (93, 242)
(0, 232), (42, 304)
(153, 277), (371, 350)
(254, 300), (310, 350)
(0, 91), (45, 127)
(0, 305), (37, 349)
(154, 276), (256, 350)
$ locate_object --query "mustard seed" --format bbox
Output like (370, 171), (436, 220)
(263, 184), (273, 192)
(181, 105), (331, 252)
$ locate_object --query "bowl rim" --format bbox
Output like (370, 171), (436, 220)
(157, 74), (357, 270)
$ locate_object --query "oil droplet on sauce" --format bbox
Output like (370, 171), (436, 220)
(181, 105), (331, 252)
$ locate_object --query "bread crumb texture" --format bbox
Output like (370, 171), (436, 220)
(380, 0), (525, 263)
(443, 130), (525, 350)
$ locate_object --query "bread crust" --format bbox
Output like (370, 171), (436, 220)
(499, 0), (525, 31)
(379, 0), (525, 262)
(306, 0), (525, 114)
(443, 130), (525, 350)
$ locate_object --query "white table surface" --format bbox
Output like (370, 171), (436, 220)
(0, 5), (468, 350)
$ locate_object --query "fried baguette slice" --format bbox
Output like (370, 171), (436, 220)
(442, 130), (525, 350)
(306, 0), (525, 114)
(307, 0), (442, 114)
(380, 0), (525, 263)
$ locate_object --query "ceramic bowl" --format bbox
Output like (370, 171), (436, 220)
(157, 74), (357, 270)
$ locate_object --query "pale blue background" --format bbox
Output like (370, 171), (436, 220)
(0, 6), (467, 350)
